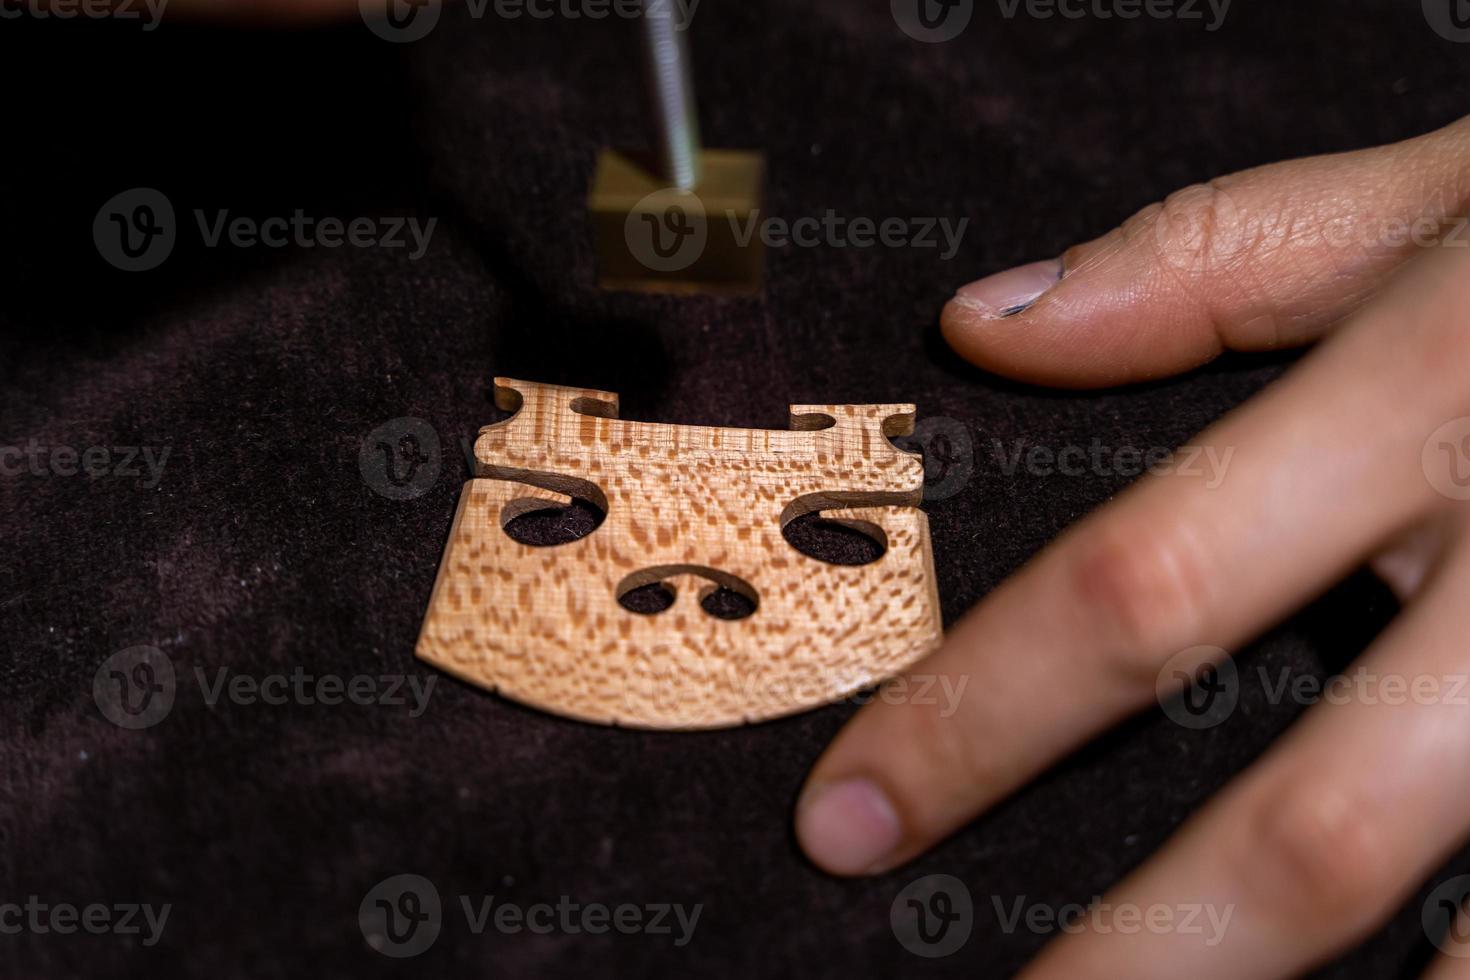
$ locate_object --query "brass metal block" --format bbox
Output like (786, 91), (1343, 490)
(589, 148), (765, 295)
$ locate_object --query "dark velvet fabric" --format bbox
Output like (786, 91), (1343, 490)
(1, 0), (1463, 976)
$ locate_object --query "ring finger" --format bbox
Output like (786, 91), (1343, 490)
(1018, 532), (1470, 978)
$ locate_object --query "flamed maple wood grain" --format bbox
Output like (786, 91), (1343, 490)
(416, 378), (943, 729)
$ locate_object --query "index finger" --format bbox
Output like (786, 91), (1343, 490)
(795, 243), (1470, 876)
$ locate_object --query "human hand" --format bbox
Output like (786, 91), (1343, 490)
(796, 114), (1470, 978)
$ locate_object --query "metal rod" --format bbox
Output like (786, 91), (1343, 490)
(640, 2), (702, 191)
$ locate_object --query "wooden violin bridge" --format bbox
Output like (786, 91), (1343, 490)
(416, 378), (942, 729)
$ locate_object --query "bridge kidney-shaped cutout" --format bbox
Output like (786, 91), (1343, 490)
(615, 565), (759, 621)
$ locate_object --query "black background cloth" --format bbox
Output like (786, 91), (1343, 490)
(0, 0), (1463, 976)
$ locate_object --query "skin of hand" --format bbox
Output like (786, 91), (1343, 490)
(795, 114), (1470, 979)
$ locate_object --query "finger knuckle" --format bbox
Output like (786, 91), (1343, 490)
(1144, 178), (1254, 275)
(905, 689), (1002, 795)
(1414, 248), (1470, 362)
(1234, 783), (1395, 932)
(1067, 519), (1213, 683)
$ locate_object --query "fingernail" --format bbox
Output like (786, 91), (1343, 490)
(952, 257), (1064, 318)
(796, 778), (903, 875)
